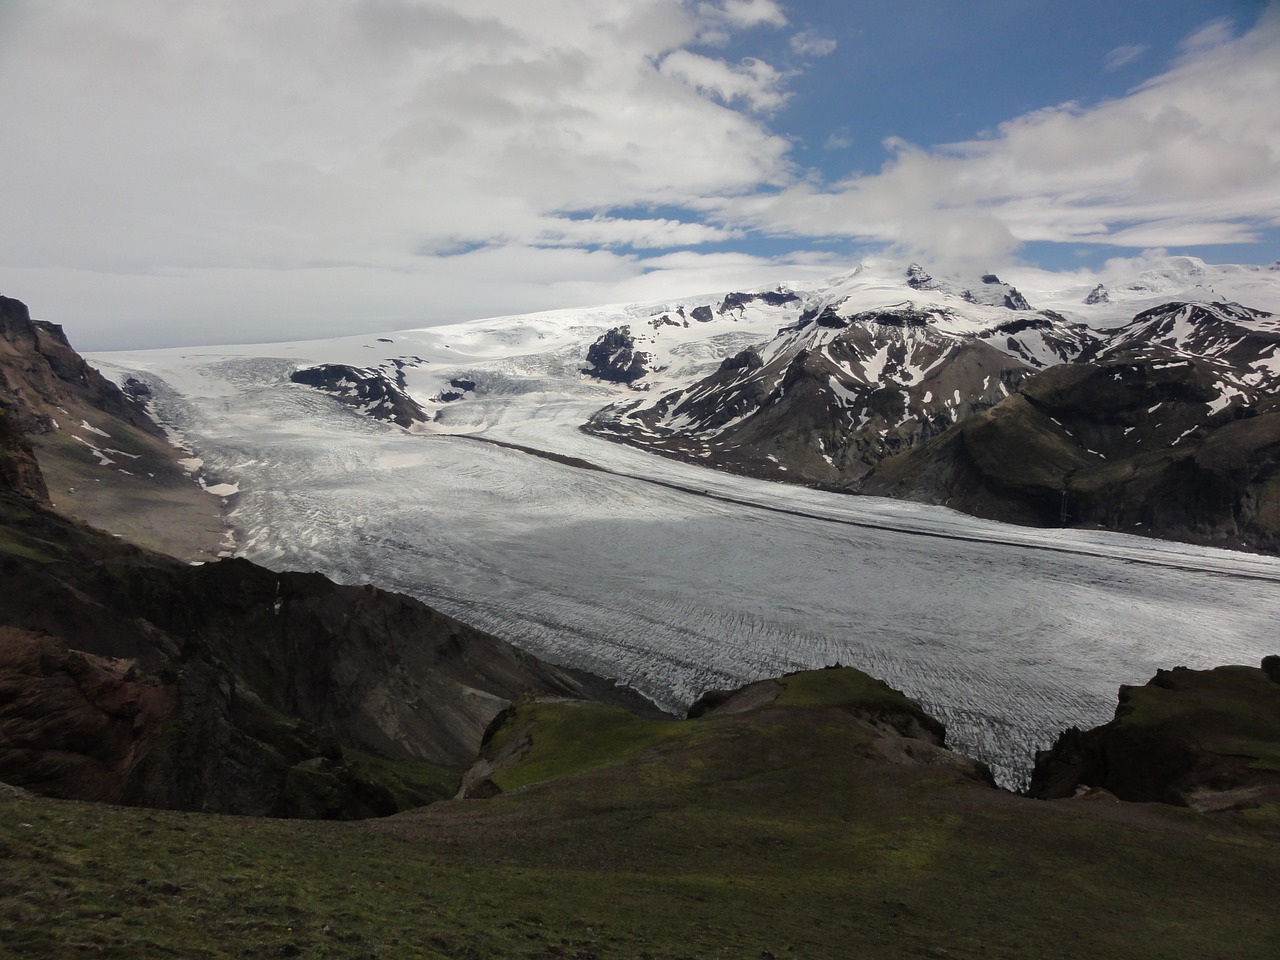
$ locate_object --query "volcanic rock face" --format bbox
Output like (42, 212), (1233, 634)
(583, 325), (651, 384)
(0, 409), (48, 502)
(290, 363), (430, 427)
(0, 294), (228, 559)
(0, 629), (180, 806)
(1029, 660), (1280, 811)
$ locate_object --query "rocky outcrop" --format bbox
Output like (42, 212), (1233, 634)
(905, 263), (938, 291)
(718, 290), (801, 313)
(0, 408), (48, 502)
(1029, 660), (1280, 811)
(718, 347), (764, 372)
(961, 274), (1033, 311)
(0, 629), (179, 805)
(437, 376), (477, 403)
(0, 295), (160, 437)
(583, 326), (650, 384)
(1084, 283), (1110, 304)
(0, 294), (229, 560)
(461, 666), (994, 799)
(290, 363), (429, 428)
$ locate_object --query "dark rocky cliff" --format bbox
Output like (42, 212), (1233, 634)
(1029, 659), (1280, 811)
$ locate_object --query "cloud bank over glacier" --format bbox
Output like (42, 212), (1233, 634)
(0, 1), (1276, 347)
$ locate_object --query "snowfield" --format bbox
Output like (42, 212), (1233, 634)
(93, 258), (1280, 787)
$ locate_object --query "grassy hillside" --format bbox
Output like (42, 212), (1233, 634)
(4, 668), (1278, 959)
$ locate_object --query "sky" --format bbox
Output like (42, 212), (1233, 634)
(1, 0), (1278, 349)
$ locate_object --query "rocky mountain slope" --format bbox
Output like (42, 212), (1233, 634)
(290, 361), (431, 428)
(578, 265), (1280, 551)
(0, 293), (226, 559)
(0, 434), (650, 816)
(586, 298), (1092, 487)
(0, 308), (652, 817)
(861, 300), (1280, 550)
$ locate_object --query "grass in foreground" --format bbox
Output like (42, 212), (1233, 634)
(3, 670), (1279, 959)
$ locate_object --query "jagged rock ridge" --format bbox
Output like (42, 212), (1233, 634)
(587, 300), (1095, 488)
(861, 301), (1280, 550)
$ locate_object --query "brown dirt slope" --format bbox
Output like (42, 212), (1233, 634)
(0, 293), (225, 560)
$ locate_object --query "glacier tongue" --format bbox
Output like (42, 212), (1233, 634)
(87, 257), (1280, 789)
(92, 337), (1280, 790)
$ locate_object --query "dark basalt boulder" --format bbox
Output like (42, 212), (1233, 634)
(1029, 661), (1280, 811)
(583, 326), (650, 384)
(290, 363), (429, 428)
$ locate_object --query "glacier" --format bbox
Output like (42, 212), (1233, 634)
(92, 259), (1280, 788)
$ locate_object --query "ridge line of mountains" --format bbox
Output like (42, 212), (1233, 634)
(580, 272), (1280, 553)
(277, 259), (1280, 553)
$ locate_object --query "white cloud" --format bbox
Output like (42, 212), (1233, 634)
(1104, 43), (1148, 70)
(658, 50), (790, 112)
(706, 0), (787, 29)
(0, 0), (798, 346)
(790, 29), (837, 57)
(710, 9), (1280, 272)
(533, 216), (742, 249)
(1, 1), (1277, 349)
(1181, 17), (1236, 53)
(825, 127), (853, 150)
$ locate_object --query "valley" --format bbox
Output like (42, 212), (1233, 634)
(91, 259), (1280, 787)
